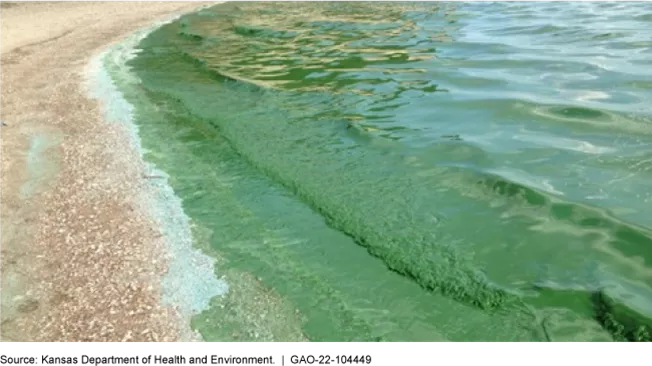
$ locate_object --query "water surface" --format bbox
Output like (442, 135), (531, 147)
(114, 1), (652, 341)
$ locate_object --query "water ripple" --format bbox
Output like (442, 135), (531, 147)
(128, 1), (652, 341)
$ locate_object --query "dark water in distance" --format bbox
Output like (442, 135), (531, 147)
(118, 2), (652, 341)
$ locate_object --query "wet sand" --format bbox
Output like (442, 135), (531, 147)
(1, 1), (212, 342)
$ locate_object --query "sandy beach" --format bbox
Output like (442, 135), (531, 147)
(1, 1), (211, 342)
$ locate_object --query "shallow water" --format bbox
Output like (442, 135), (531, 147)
(114, 2), (652, 341)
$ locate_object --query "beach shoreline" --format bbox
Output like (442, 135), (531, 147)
(1, 1), (213, 342)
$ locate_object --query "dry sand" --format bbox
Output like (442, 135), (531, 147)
(1, 1), (212, 342)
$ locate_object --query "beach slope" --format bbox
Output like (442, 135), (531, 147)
(1, 1), (210, 342)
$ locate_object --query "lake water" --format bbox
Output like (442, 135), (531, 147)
(111, 1), (652, 341)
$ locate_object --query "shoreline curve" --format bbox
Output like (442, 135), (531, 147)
(1, 1), (217, 342)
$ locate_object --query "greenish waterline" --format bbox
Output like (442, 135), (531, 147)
(108, 2), (652, 341)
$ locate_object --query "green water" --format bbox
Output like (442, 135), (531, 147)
(114, 2), (652, 341)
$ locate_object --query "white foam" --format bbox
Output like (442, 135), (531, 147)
(514, 132), (616, 155)
(84, 11), (228, 327)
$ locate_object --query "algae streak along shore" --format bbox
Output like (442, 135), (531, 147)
(87, 19), (228, 334)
